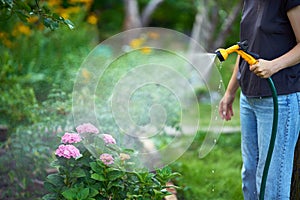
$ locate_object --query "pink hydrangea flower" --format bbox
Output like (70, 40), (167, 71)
(61, 133), (82, 144)
(76, 123), (99, 134)
(102, 134), (116, 145)
(100, 153), (114, 165)
(55, 144), (82, 159)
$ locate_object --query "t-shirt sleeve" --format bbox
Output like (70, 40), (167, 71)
(286, 0), (300, 11)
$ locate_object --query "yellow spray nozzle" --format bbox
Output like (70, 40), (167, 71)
(215, 41), (258, 65)
(215, 48), (229, 61)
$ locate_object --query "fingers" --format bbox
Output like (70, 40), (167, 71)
(219, 101), (234, 121)
(249, 60), (271, 78)
(224, 106), (234, 121)
(249, 64), (263, 77)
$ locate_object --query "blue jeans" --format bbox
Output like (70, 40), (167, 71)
(240, 92), (300, 200)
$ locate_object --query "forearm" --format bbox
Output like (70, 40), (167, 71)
(219, 56), (240, 120)
(225, 56), (240, 96)
(271, 43), (300, 73)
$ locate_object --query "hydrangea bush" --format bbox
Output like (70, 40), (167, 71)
(43, 123), (180, 200)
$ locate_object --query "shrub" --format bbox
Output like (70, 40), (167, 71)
(43, 123), (180, 200)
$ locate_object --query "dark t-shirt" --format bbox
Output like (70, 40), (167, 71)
(238, 0), (300, 97)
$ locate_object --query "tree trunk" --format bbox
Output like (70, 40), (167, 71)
(0, 125), (8, 142)
(141, 0), (164, 26)
(123, 0), (164, 30)
(291, 137), (300, 199)
(190, 0), (214, 51)
(123, 0), (142, 30)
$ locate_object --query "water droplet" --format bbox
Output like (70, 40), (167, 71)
(218, 62), (223, 70)
(212, 169), (215, 173)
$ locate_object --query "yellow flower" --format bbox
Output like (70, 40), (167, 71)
(0, 32), (6, 39)
(14, 24), (31, 36)
(87, 14), (98, 25)
(66, 6), (81, 14)
(130, 38), (144, 49)
(60, 12), (69, 20)
(48, 0), (61, 7)
(0, 32), (13, 47)
(27, 16), (39, 24)
(140, 46), (152, 54)
(56, 6), (81, 19)
(3, 39), (13, 48)
(70, 0), (93, 3)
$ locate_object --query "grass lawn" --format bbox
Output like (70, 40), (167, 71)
(171, 132), (243, 200)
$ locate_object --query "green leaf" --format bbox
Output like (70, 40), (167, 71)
(89, 187), (99, 197)
(52, 12), (61, 20)
(78, 188), (89, 199)
(62, 188), (77, 200)
(3, 0), (13, 8)
(50, 159), (60, 168)
(42, 194), (59, 200)
(107, 180), (124, 190)
(135, 172), (152, 183)
(122, 148), (135, 153)
(42, 5), (51, 14)
(70, 168), (86, 178)
(50, 20), (59, 30)
(150, 177), (161, 186)
(91, 173), (106, 181)
(153, 189), (164, 198)
(43, 17), (51, 28)
(44, 182), (57, 193)
(64, 19), (75, 29)
(161, 167), (172, 175)
(168, 172), (181, 179)
(15, 1), (31, 12)
(90, 162), (103, 174)
(107, 169), (124, 181)
(46, 174), (65, 187)
(15, 10), (28, 22)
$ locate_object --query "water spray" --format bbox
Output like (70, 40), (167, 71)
(215, 41), (278, 200)
(73, 27), (225, 173)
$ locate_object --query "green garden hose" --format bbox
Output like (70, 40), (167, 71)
(259, 77), (278, 200)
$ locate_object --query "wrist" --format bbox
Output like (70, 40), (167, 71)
(225, 89), (237, 98)
(271, 60), (284, 74)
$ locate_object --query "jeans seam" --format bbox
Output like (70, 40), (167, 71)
(297, 92), (300, 115)
(277, 96), (290, 199)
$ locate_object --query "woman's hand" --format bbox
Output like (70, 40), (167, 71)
(219, 92), (236, 121)
(249, 59), (278, 78)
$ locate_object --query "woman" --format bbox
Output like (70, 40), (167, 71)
(219, 1), (300, 199)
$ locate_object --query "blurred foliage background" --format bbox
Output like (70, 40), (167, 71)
(0, 0), (241, 199)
